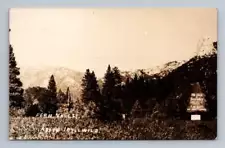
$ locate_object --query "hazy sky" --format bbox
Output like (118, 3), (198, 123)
(9, 8), (217, 77)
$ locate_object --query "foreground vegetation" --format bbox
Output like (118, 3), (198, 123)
(9, 117), (216, 140)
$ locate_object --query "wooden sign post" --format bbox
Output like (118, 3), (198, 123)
(187, 83), (207, 120)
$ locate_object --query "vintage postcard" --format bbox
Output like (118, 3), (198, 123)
(9, 8), (217, 140)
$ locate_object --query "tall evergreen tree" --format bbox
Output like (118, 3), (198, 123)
(9, 45), (24, 108)
(112, 66), (124, 115)
(90, 71), (101, 116)
(66, 87), (73, 112)
(47, 75), (58, 115)
(48, 75), (57, 97)
(81, 69), (91, 103)
(82, 69), (101, 103)
(58, 89), (63, 95)
(90, 71), (101, 102)
(112, 67), (122, 86)
(101, 65), (123, 121)
(66, 87), (71, 104)
(57, 89), (66, 104)
(102, 65), (115, 98)
(122, 77), (136, 114)
(81, 69), (101, 117)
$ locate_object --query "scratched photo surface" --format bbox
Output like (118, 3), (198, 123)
(9, 8), (217, 140)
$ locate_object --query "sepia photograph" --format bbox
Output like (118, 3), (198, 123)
(9, 8), (217, 140)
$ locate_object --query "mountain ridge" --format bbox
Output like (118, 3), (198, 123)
(19, 40), (217, 102)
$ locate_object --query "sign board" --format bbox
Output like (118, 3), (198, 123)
(187, 83), (207, 113)
(191, 115), (201, 120)
(187, 93), (207, 112)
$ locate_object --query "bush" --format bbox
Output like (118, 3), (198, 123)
(9, 108), (25, 117)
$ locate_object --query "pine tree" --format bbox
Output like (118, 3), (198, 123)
(90, 71), (101, 102)
(112, 66), (123, 115)
(81, 69), (91, 103)
(57, 89), (66, 104)
(90, 71), (101, 116)
(101, 65), (123, 121)
(81, 69), (101, 117)
(82, 69), (101, 103)
(58, 89), (63, 94)
(47, 75), (58, 115)
(9, 45), (24, 108)
(122, 77), (135, 114)
(66, 87), (70, 104)
(66, 87), (73, 112)
(112, 66), (122, 100)
(102, 65), (115, 98)
(112, 66), (122, 86)
(48, 75), (57, 97)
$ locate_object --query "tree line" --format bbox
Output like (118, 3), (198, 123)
(9, 39), (217, 121)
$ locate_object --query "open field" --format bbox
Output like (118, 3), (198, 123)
(9, 117), (217, 140)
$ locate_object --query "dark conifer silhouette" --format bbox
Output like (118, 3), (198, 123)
(47, 75), (58, 115)
(57, 89), (66, 104)
(100, 65), (117, 121)
(81, 69), (100, 103)
(112, 66), (124, 117)
(81, 69), (91, 103)
(66, 87), (73, 112)
(112, 67), (122, 85)
(81, 69), (101, 117)
(90, 71), (101, 102)
(102, 65), (115, 98)
(122, 77), (136, 114)
(9, 45), (24, 108)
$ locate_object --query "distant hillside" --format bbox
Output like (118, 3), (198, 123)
(115, 40), (217, 120)
(20, 66), (84, 100)
(19, 40), (217, 108)
(20, 61), (184, 101)
(153, 41), (217, 119)
(120, 60), (185, 80)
